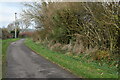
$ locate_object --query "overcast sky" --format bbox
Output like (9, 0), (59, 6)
(0, 0), (119, 28)
(0, 2), (24, 28)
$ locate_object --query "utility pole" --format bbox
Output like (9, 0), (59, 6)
(15, 13), (17, 38)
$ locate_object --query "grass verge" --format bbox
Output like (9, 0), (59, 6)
(2, 38), (20, 77)
(25, 38), (118, 78)
(0, 39), (2, 79)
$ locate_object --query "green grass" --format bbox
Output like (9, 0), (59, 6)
(2, 38), (20, 60)
(2, 38), (20, 77)
(25, 38), (118, 78)
(0, 39), (2, 79)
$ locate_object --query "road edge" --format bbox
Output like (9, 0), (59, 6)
(23, 40), (83, 79)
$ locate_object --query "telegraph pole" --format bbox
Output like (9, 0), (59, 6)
(15, 13), (17, 38)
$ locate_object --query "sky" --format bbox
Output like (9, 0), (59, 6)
(0, 2), (25, 28)
(0, 0), (119, 28)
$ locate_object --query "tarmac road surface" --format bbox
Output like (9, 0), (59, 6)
(5, 39), (80, 79)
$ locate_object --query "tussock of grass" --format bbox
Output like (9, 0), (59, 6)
(25, 39), (118, 78)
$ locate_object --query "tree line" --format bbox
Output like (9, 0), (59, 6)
(21, 2), (119, 65)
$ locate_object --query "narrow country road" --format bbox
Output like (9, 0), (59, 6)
(5, 39), (79, 78)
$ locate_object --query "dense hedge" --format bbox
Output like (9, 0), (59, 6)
(21, 2), (119, 65)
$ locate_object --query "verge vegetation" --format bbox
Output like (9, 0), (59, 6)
(22, 2), (119, 78)
(25, 39), (118, 78)
(2, 38), (20, 77)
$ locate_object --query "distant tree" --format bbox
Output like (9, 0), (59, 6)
(10, 28), (20, 38)
(2, 28), (12, 39)
(0, 28), (2, 39)
(19, 31), (34, 38)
